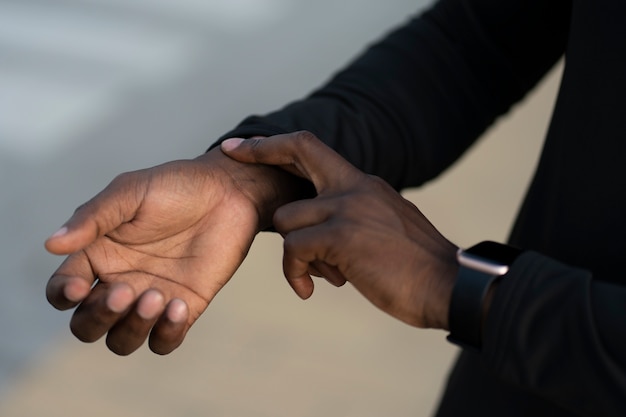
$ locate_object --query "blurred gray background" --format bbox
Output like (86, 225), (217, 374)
(0, 0), (561, 415)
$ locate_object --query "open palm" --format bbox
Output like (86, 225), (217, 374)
(45, 150), (265, 355)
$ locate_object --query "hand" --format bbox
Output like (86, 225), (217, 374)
(221, 132), (459, 329)
(45, 148), (303, 355)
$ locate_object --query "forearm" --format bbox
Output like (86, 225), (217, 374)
(483, 252), (626, 415)
(216, 0), (569, 189)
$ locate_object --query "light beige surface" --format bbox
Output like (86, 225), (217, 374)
(1, 64), (562, 417)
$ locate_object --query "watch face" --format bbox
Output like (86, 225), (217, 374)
(457, 241), (523, 275)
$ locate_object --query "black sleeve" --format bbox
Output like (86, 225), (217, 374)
(215, 0), (570, 189)
(483, 252), (626, 415)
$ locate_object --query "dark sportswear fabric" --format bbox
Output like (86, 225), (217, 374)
(216, 0), (626, 415)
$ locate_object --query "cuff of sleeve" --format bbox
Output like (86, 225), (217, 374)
(481, 251), (593, 386)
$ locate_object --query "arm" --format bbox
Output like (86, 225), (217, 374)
(221, 132), (459, 329)
(45, 0), (570, 356)
(218, 0), (571, 189)
(481, 253), (626, 415)
(223, 133), (626, 415)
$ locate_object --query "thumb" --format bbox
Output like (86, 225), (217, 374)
(221, 131), (360, 193)
(45, 172), (144, 255)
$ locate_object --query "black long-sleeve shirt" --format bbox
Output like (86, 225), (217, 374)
(217, 0), (626, 415)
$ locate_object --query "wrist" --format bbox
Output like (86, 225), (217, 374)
(196, 148), (312, 230)
(423, 248), (458, 330)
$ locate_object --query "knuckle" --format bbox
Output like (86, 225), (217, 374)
(334, 195), (353, 214)
(293, 130), (318, 143)
(293, 130), (321, 151)
(335, 191), (370, 214)
(367, 175), (393, 192)
(109, 171), (133, 188)
(283, 234), (298, 253)
(247, 136), (264, 152)
(246, 136), (271, 162)
(73, 202), (87, 215)
(334, 221), (356, 243)
(109, 171), (143, 196)
(283, 233), (310, 260)
(272, 210), (287, 232)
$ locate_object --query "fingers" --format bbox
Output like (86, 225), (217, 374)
(105, 289), (166, 355)
(282, 253), (346, 299)
(68, 281), (189, 355)
(221, 131), (362, 193)
(148, 299), (189, 355)
(45, 172), (143, 255)
(282, 224), (340, 298)
(286, 273), (315, 300)
(47, 248), (171, 355)
(221, 130), (361, 295)
(311, 261), (347, 287)
(273, 199), (346, 296)
(70, 283), (135, 343)
(106, 293), (188, 356)
(273, 198), (334, 233)
(46, 251), (97, 310)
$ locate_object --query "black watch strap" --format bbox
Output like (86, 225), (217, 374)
(447, 267), (500, 350)
(447, 242), (523, 350)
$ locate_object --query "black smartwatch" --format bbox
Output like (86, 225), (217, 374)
(447, 241), (523, 350)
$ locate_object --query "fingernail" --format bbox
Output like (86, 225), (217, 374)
(49, 226), (68, 239)
(221, 138), (245, 152)
(63, 278), (88, 302)
(137, 290), (165, 320)
(107, 286), (134, 313)
(167, 299), (188, 323)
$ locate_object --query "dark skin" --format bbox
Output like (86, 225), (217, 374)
(45, 131), (458, 355)
(45, 148), (304, 355)
(221, 132), (459, 329)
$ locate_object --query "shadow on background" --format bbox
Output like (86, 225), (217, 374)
(0, 0), (561, 415)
